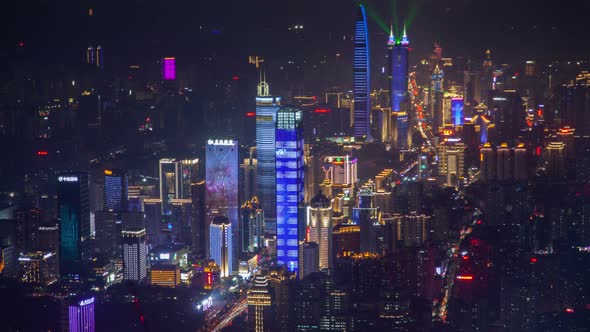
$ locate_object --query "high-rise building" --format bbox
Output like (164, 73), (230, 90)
(545, 141), (566, 178)
(95, 45), (103, 69)
(256, 81), (281, 231)
(322, 156), (358, 186)
(353, 4), (371, 140)
(276, 107), (305, 274)
(86, 46), (95, 65)
(150, 262), (181, 288)
(496, 143), (512, 181)
(307, 192), (332, 271)
(241, 197), (264, 253)
(451, 98), (464, 126)
(93, 210), (121, 257)
(247, 275), (273, 332)
(209, 216), (233, 277)
(437, 142), (466, 187)
(103, 169), (128, 212)
(162, 57), (176, 80)
(241, 148), (257, 204)
(159, 159), (182, 215)
(479, 143), (495, 182)
(514, 143), (528, 181)
(389, 26), (409, 113)
(57, 172), (90, 278)
(353, 188), (379, 253)
(122, 228), (147, 283)
(430, 65), (444, 130)
(64, 296), (95, 332)
(18, 250), (58, 286)
(299, 241), (319, 279)
(391, 111), (411, 150)
(16, 208), (41, 251)
(205, 139), (239, 270)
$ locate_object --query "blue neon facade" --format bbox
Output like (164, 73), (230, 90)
(451, 98), (464, 126)
(256, 96), (281, 231)
(390, 33), (409, 112)
(353, 5), (371, 140)
(276, 107), (304, 274)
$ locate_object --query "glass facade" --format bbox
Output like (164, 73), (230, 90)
(353, 5), (370, 140)
(256, 96), (281, 230)
(205, 139), (239, 270)
(57, 172), (89, 277)
(104, 169), (127, 211)
(276, 108), (304, 274)
(390, 34), (409, 113)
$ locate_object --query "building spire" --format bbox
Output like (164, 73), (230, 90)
(257, 70), (270, 97)
(401, 23), (409, 46)
(388, 23), (395, 46)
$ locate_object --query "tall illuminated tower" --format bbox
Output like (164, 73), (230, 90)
(255, 74), (281, 232)
(64, 296), (96, 332)
(430, 65), (444, 130)
(307, 192), (332, 271)
(353, 4), (371, 141)
(276, 107), (304, 274)
(206, 139), (239, 272)
(390, 26), (409, 113)
(209, 216), (233, 277)
(57, 172), (90, 279)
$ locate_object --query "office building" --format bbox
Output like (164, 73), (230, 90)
(276, 107), (305, 274)
(122, 228), (147, 282)
(205, 139), (239, 270)
(437, 142), (466, 187)
(57, 172), (90, 278)
(479, 143), (495, 182)
(391, 111), (411, 150)
(241, 197), (264, 253)
(514, 143), (528, 181)
(209, 216), (233, 277)
(103, 169), (127, 212)
(247, 275), (273, 332)
(496, 143), (512, 181)
(95, 45), (103, 69)
(307, 192), (332, 271)
(389, 26), (409, 113)
(64, 296), (95, 332)
(241, 148), (257, 204)
(18, 250), (58, 286)
(159, 159), (182, 215)
(430, 65), (444, 130)
(162, 57), (176, 80)
(545, 141), (566, 178)
(256, 77), (281, 230)
(353, 188), (379, 253)
(299, 241), (319, 279)
(353, 4), (371, 140)
(322, 156), (358, 186)
(151, 262), (181, 288)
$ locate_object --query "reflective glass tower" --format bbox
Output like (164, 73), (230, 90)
(276, 107), (304, 274)
(255, 76), (281, 232)
(104, 169), (127, 211)
(353, 4), (371, 140)
(57, 172), (90, 278)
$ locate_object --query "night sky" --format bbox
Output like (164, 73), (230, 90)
(2, 0), (589, 65)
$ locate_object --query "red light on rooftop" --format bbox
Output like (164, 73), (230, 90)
(232, 76), (239, 81)
(37, 151), (48, 156)
(530, 257), (538, 263)
(246, 112), (256, 117)
(462, 255), (469, 261)
(535, 146), (541, 156)
(18, 42), (24, 47)
(565, 308), (574, 313)
(314, 108), (330, 114)
(456, 275), (473, 280)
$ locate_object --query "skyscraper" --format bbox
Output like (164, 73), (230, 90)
(95, 45), (103, 69)
(159, 159), (182, 215)
(276, 107), (304, 274)
(209, 216), (233, 277)
(104, 169), (128, 211)
(205, 139), (239, 270)
(353, 188), (379, 253)
(353, 4), (371, 140)
(389, 26), (409, 113)
(307, 192), (332, 271)
(122, 228), (147, 283)
(57, 172), (90, 278)
(430, 65), (444, 130)
(256, 76), (281, 232)
(64, 296), (96, 332)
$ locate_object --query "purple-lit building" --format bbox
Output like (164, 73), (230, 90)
(64, 296), (95, 332)
(205, 139), (239, 273)
(162, 57), (176, 80)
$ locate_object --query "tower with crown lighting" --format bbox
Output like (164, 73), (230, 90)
(389, 25), (411, 149)
(353, 4), (372, 141)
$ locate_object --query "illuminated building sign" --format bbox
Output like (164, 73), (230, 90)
(104, 169), (113, 175)
(37, 151), (48, 156)
(159, 253), (170, 260)
(456, 275), (473, 280)
(256, 115), (273, 122)
(314, 108), (330, 114)
(207, 139), (235, 146)
(162, 57), (176, 80)
(58, 176), (79, 182)
(79, 297), (95, 306)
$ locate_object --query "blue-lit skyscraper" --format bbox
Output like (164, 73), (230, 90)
(390, 27), (409, 113)
(57, 172), (90, 278)
(276, 107), (304, 274)
(451, 98), (464, 126)
(353, 4), (371, 141)
(256, 76), (281, 232)
(104, 169), (127, 211)
(206, 139), (239, 272)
